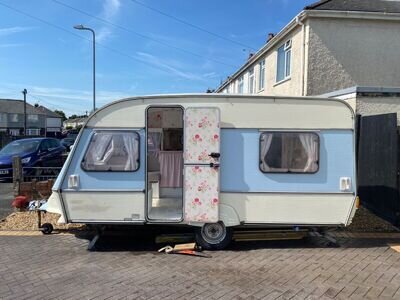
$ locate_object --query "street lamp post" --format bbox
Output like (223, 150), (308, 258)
(22, 89), (27, 136)
(73, 24), (96, 112)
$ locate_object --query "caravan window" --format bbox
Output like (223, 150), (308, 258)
(82, 131), (140, 172)
(259, 132), (319, 173)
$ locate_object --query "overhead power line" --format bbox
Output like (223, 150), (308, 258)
(130, 0), (257, 51)
(0, 1), (213, 80)
(51, 0), (238, 68)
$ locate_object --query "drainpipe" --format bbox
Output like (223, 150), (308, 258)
(296, 15), (306, 96)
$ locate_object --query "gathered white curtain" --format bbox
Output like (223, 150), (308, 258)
(299, 134), (318, 172)
(83, 132), (140, 171)
(159, 151), (183, 187)
(260, 133), (273, 172)
(85, 134), (113, 168)
(148, 132), (162, 154)
(123, 134), (139, 171)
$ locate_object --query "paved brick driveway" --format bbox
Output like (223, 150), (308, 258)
(1, 233), (400, 299)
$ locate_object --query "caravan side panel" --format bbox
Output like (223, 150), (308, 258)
(220, 193), (354, 225)
(59, 128), (146, 223)
(62, 192), (145, 222)
(219, 128), (355, 225)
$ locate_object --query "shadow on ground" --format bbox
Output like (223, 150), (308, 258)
(69, 226), (400, 252)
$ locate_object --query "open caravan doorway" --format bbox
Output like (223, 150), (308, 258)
(146, 106), (184, 221)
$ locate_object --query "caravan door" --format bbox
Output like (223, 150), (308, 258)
(183, 107), (220, 223)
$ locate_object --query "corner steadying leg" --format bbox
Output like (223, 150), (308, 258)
(323, 231), (338, 246)
(87, 226), (105, 251)
(309, 228), (339, 247)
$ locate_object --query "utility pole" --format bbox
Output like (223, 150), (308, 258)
(22, 89), (27, 136)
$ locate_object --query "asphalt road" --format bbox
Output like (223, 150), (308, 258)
(0, 183), (14, 220)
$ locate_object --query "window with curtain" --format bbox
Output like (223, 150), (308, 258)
(276, 40), (292, 82)
(27, 114), (39, 122)
(82, 130), (140, 171)
(259, 59), (265, 91)
(147, 131), (162, 153)
(238, 76), (244, 94)
(9, 114), (19, 122)
(0, 113), (6, 122)
(260, 132), (319, 173)
(26, 128), (40, 136)
(248, 68), (255, 94)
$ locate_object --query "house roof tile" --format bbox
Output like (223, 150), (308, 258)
(0, 99), (61, 118)
(305, 0), (400, 14)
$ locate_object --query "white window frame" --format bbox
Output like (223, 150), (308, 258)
(9, 129), (20, 136)
(0, 113), (6, 123)
(258, 59), (265, 91)
(9, 114), (19, 122)
(276, 40), (292, 83)
(27, 114), (39, 122)
(238, 76), (244, 94)
(82, 130), (140, 172)
(259, 131), (320, 174)
(248, 68), (255, 94)
(26, 128), (40, 136)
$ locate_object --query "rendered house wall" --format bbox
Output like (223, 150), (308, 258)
(356, 96), (400, 124)
(307, 17), (400, 95)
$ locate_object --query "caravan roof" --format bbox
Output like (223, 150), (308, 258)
(85, 94), (354, 130)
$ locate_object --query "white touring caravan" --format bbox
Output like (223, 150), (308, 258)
(47, 94), (357, 249)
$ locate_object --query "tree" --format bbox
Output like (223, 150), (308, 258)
(68, 114), (87, 119)
(54, 110), (67, 121)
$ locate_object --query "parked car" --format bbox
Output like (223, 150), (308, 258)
(0, 138), (66, 181)
(61, 137), (76, 151)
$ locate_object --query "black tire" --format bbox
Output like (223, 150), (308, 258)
(195, 222), (233, 250)
(41, 223), (54, 235)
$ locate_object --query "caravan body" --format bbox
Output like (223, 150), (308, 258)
(48, 94), (357, 248)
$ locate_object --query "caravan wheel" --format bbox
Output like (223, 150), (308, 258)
(195, 222), (233, 250)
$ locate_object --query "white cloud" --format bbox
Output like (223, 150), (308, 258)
(96, 0), (121, 43)
(102, 0), (121, 20)
(202, 72), (219, 79)
(0, 26), (35, 37)
(136, 51), (207, 81)
(0, 43), (25, 48)
(0, 83), (130, 115)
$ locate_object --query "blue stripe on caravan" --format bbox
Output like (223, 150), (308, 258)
(61, 128), (145, 190)
(219, 129), (354, 193)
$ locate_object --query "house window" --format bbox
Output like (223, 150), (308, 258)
(276, 40), (292, 82)
(0, 113), (6, 122)
(248, 68), (255, 94)
(9, 129), (20, 136)
(9, 114), (19, 122)
(26, 128), (40, 136)
(260, 132), (319, 173)
(259, 59), (265, 91)
(82, 130), (140, 172)
(27, 114), (39, 122)
(238, 76), (244, 94)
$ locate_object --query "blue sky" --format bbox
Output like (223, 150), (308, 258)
(0, 0), (314, 116)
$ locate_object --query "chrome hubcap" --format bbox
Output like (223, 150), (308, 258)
(201, 222), (226, 244)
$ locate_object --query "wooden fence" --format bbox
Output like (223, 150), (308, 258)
(357, 113), (400, 225)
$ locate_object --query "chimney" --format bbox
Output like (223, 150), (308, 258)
(267, 33), (275, 42)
